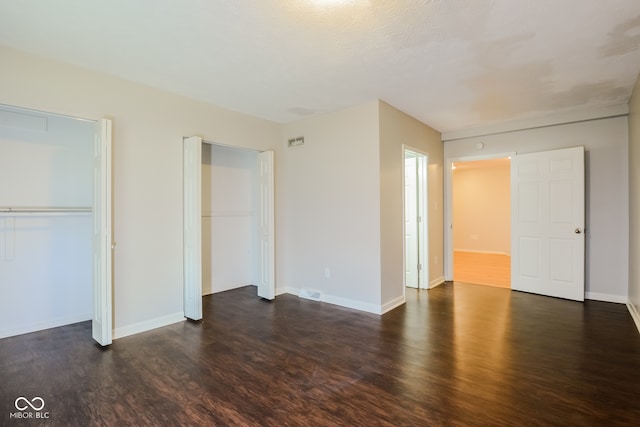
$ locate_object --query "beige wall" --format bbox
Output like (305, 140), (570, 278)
(378, 101), (443, 305)
(628, 73), (640, 331)
(453, 162), (510, 254)
(281, 101), (383, 309)
(1, 44), (445, 328)
(0, 45), (282, 334)
(281, 100), (444, 312)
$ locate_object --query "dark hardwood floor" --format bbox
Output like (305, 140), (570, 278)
(1, 283), (640, 426)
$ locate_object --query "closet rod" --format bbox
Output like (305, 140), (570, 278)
(0, 207), (92, 213)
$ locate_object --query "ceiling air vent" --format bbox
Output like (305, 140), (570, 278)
(288, 136), (304, 148)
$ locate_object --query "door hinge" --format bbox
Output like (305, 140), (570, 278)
(418, 263), (422, 271)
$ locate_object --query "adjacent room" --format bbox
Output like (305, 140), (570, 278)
(452, 157), (511, 288)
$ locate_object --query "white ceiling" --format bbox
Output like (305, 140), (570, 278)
(1, 0), (639, 133)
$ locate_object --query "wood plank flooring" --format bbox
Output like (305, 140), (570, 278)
(1, 283), (640, 426)
(454, 250), (511, 288)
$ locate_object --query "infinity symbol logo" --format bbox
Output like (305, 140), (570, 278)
(14, 396), (45, 411)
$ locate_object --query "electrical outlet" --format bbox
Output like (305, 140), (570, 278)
(324, 267), (331, 279)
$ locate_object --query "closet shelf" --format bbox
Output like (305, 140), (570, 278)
(0, 207), (92, 215)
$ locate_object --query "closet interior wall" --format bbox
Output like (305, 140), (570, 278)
(201, 143), (259, 295)
(0, 105), (94, 339)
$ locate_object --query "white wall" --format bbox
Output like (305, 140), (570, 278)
(0, 105), (94, 338)
(444, 116), (629, 302)
(453, 163), (510, 254)
(0, 45), (282, 336)
(202, 144), (258, 295)
(378, 101), (444, 305)
(281, 101), (382, 310)
(628, 74), (640, 331)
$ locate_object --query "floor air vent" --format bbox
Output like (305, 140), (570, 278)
(298, 288), (322, 301)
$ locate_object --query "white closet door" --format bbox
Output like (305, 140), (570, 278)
(257, 151), (275, 300)
(183, 136), (203, 320)
(92, 118), (113, 346)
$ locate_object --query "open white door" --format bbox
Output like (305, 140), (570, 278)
(404, 155), (419, 288)
(511, 146), (585, 301)
(92, 118), (113, 346)
(183, 136), (203, 320)
(257, 151), (275, 300)
(404, 148), (429, 290)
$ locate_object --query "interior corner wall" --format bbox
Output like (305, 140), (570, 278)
(444, 116), (629, 301)
(453, 164), (510, 254)
(0, 45), (282, 334)
(628, 74), (640, 328)
(378, 101), (444, 305)
(280, 101), (382, 311)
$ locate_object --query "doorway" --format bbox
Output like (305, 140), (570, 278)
(183, 137), (275, 321)
(451, 157), (511, 288)
(403, 146), (428, 290)
(446, 147), (585, 301)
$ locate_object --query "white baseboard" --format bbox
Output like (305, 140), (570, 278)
(113, 311), (185, 340)
(322, 293), (382, 314)
(628, 300), (640, 335)
(280, 286), (385, 315)
(429, 276), (446, 289)
(585, 292), (627, 304)
(454, 249), (511, 256)
(0, 312), (92, 340)
(381, 295), (406, 314)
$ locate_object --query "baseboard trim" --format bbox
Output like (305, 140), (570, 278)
(113, 312), (185, 340)
(585, 292), (627, 304)
(429, 276), (446, 289)
(628, 300), (640, 335)
(322, 294), (382, 315)
(381, 295), (406, 314)
(281, 286), (385, 315)
(0, 313), (92, 340)
(454, 249), (511, 256)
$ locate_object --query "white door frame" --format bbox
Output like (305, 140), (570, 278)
(444, 152), (515, 281)
(402, 145), (429, 291)
(183, 137), (275, 320)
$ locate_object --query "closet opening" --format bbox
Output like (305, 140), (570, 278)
(183, 137), (275, 321)
(0, 104), (112, 345)
(201, 143), (260, 297)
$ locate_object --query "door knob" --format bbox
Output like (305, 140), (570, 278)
(575, 228), (582, 234)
